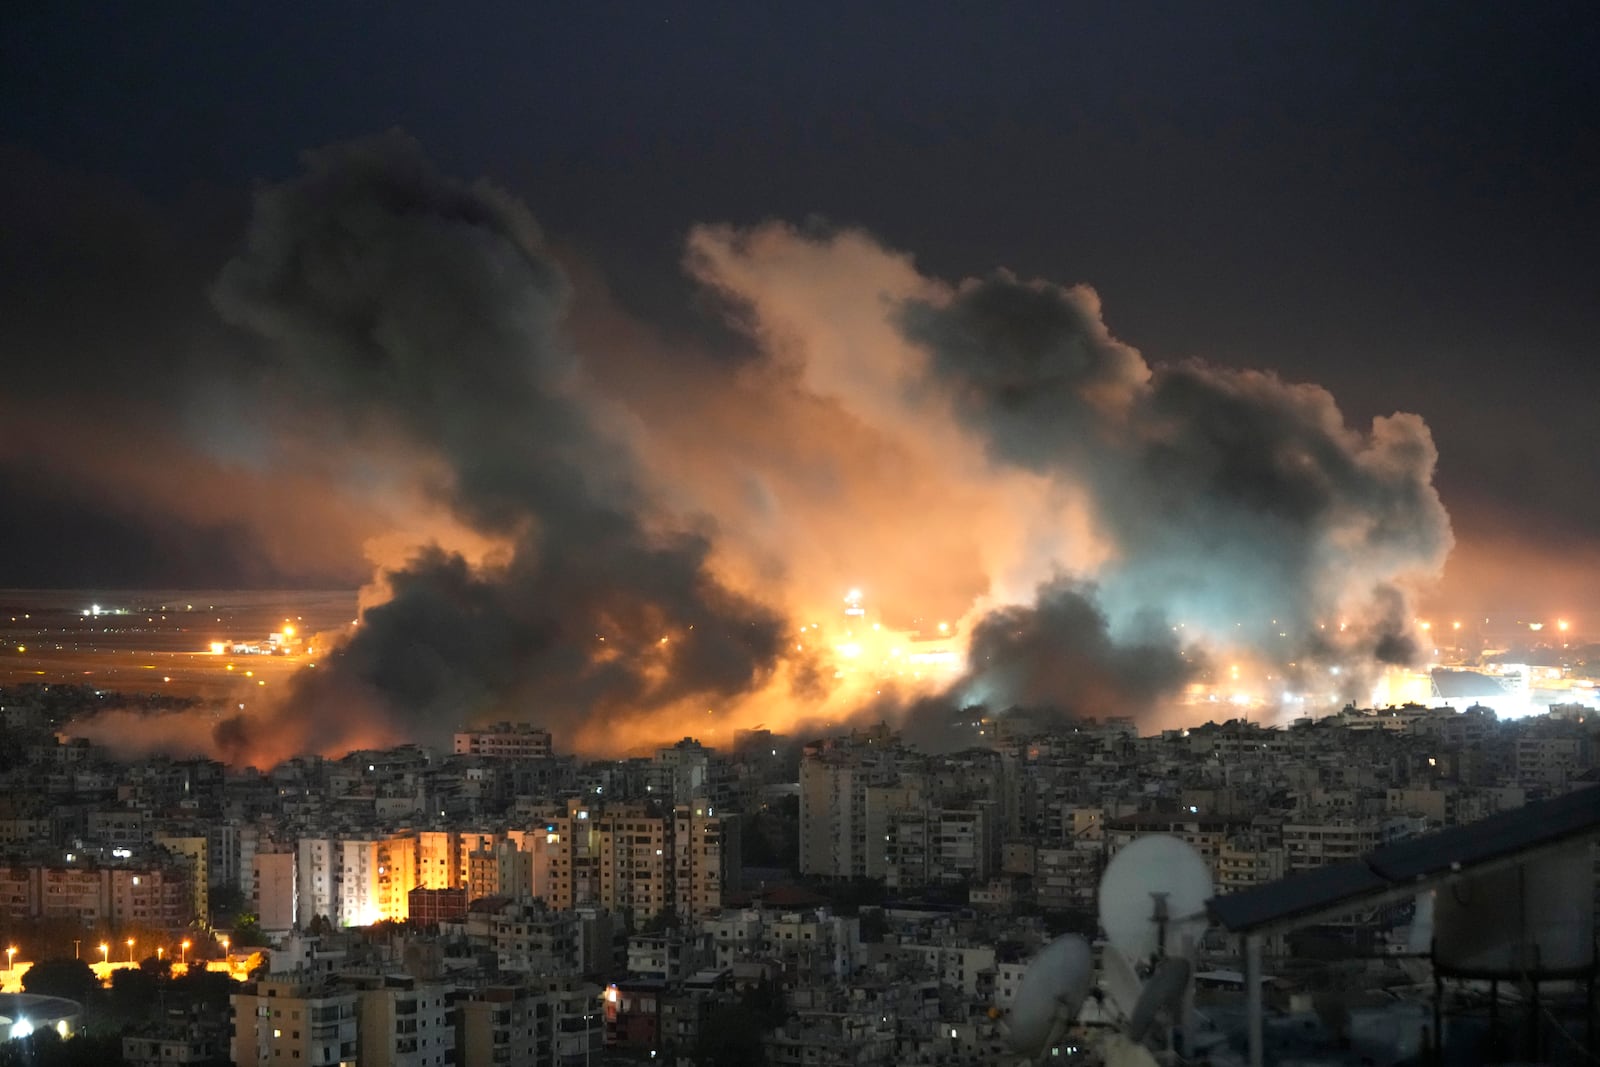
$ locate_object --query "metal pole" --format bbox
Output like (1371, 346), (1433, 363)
(1180, 933), (1198, 1059)
(1529, 975), (1540, 1062)
(1586, 969), (1596, 1061)
(1432, 967), (1443, 1067)
(1245, 934), (1263, 1067)
(1488, 978), (1498, 1060)
(1587, 969), (1597, 1062)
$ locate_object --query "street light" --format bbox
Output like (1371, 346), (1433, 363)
(126, 938), (135, 964)
(6, 947), (14, 972)
(219, 936), (230, 957)
(180, 940), (190, 965)
(99, 943), (109, 964)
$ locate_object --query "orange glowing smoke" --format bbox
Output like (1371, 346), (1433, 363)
(74, 140), (1455, 764)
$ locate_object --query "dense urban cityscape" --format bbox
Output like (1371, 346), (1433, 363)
(0, 623), (1596, 1065)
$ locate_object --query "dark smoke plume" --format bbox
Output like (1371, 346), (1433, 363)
(898, 271), (1453, 678)
(81, 157), (1454, 764)
(955, 578), (1196, 713)
(208, 133), (785, 756)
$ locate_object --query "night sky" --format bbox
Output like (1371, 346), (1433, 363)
(3, 3), (1598, 619)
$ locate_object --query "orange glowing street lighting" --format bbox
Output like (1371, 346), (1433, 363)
(6, 946), (15, 971)
(180, 939), (190, 965)
(99, 942), (109, 963)
(1559, 619), (1571, 633)
(126, 938), (135, 963)
(219, 935), (230, 957)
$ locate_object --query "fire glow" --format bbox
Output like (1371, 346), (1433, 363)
(65, 135), (1459, 763)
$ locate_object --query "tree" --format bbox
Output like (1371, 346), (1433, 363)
(169, 968), (240, 1013)
(233, 914), (269, 947)
(21, 958), (98, 1002)
(0, 1028), (126, 1067)
(109, 964), (161, 1016)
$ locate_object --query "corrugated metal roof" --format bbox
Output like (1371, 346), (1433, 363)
(1207, 786), (1600, 933)
(1368, 784), (1600, 881)
(1208, 860), (1386, 933)
(1430, 669), (1508, 699)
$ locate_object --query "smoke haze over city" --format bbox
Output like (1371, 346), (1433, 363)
(3, 7), (1597, 763)
(36, 134), (1451, 762)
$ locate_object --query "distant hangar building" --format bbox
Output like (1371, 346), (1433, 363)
(0, 993), (83, 1041)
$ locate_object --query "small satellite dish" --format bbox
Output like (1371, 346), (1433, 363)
(1126, 956), (1192, 1042)
(1006, 934), (1094, 1059)
(1406, 890), (1434, 955)
(1098, 835), (1213, 965)
(1100, 942), (1144, 1018)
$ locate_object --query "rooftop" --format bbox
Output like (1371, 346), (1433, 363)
(1208, 785), (1600, 934)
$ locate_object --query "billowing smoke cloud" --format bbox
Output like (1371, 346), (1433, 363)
(957, 578), (1196, 715)
(69, 140), (1454, 762)
(896, 272), (1453, 672)
(205, 133), (786, 759)
(684, 223), (1452, 728)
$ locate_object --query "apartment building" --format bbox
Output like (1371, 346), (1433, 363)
(254, 849), (297, 932)
(671, 804), (739, 920)
(453, 724), (553, 760)
(456, 984), (553, 1067)
(1280, 820), (1382, 873)
(0, 860), (190, 926)
(351, 974), (455, 1067)
(231, 975), (359, 1067)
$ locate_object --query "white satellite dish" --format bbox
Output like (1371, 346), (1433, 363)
(1406, 890), (1434, 955)
(1098, 835), (1214, 966)
(1100, 942), (1145, 1018)
(1126, 956), (1192, 1042)
(1005, 934), (1094, 1062)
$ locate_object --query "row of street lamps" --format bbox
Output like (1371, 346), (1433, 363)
(94, 938), (194, 964)
(4, 935), (232, 973)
